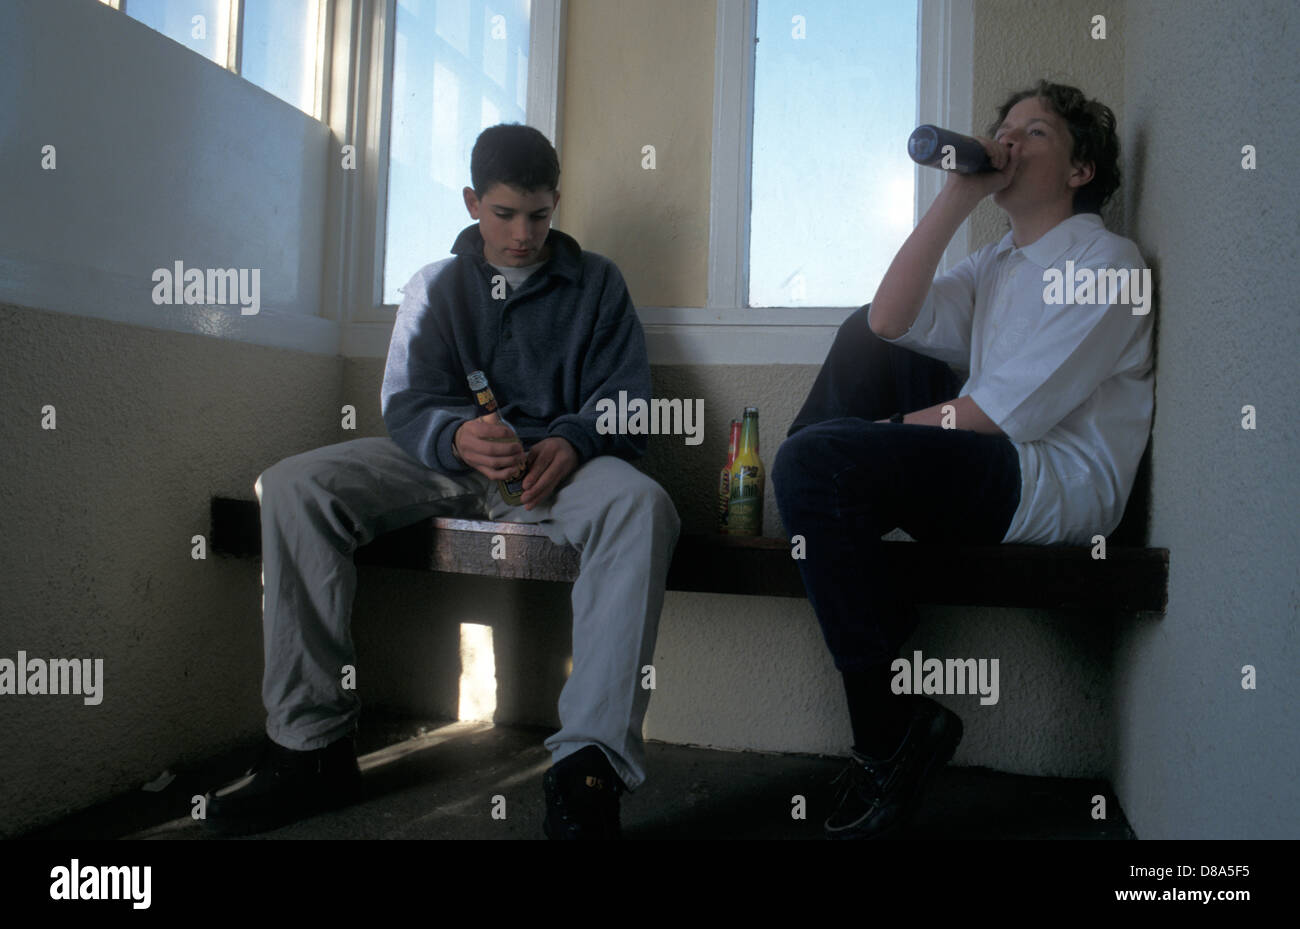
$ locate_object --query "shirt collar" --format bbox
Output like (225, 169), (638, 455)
(450, 224), (583, 283)
(994, 213), (1105, 267)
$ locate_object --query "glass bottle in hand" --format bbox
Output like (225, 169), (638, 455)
(466, 370), (527, 506)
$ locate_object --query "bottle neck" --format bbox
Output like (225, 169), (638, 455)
(738, 416), (759, 453)
(474, 388), (500, 415)
(726, 425), (741, 464)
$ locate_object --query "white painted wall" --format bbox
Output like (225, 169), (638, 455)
(1114, 0), (1300, 839)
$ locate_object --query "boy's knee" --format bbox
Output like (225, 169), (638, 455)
(581, 457), (680, 535)
(623, 470), (680, 534)
(839, 304), (876, 342)
(254, 463), (287, 504)
(255, 455), (320, 508)
(773, 429), (827, 492)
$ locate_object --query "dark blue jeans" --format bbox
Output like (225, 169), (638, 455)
(772, 306), (1022, 672)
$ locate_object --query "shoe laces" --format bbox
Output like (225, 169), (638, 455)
(830, 755), (887, 810)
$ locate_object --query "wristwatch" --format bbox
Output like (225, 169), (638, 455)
(889, 411), (906, 424)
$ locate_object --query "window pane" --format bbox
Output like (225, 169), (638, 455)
(383, 0), (531, 305)
(749, 0), (918, 307)
(126, 0), (231, 66)
(241, 0), (320, 115)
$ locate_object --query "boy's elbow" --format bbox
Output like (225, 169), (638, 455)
(866, 305), (899, 340)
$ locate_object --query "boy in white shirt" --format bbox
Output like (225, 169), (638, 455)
(773, 81), (1153, 839)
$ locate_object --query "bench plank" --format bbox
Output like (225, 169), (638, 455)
(211, 497), (1168, 612)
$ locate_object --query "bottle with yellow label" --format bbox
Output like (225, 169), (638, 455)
(726, 407), (764, 536)
(466, 370), (526, 506)
(718, 419), (742, 533)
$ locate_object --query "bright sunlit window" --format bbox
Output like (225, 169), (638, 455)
(748, 0), (918, 307)
(241, 0), (321, 115)
(116, 0), (321, 116)
(382, 0), (532, 305)
(125, 0), (232, 66)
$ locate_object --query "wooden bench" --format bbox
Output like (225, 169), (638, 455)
(211, 497), (1168, 612)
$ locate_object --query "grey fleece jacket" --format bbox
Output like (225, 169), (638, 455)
(381, 224), (651, 474)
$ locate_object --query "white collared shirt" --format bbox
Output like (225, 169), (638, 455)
(873, 213), (1154, 544)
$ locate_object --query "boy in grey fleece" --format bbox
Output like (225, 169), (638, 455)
(382, 221), (651, 474)
(207, 124), (679, 841)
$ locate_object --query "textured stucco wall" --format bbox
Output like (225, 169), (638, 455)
(1113, 0), (1299, 838)
(970, 1), (1126, 248)
(0, 305), (341, 837)
(557, 0), (715, 307)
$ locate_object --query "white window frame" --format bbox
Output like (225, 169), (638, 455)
(638, 0), (973, 364)
(338, 0), (567, 356)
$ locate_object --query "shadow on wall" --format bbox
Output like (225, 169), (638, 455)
(639, 365), (722, 535)
(1113, 121), (1158, 550)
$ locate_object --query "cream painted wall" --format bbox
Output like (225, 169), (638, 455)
(970, 1), (1126, 248)
(558, 0), (715, 307)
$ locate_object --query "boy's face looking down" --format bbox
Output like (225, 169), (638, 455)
(990, 96), (1095, 218)
(463, 183), (560, 267)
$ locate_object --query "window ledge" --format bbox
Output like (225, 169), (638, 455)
(0, 256), (340, 355)
(638, 306), (854, 364)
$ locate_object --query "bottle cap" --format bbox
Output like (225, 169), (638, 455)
(467, 370), (487, 390)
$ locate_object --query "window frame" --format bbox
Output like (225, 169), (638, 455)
(638, 0), (973, 365)
(339, 0), (567, 335)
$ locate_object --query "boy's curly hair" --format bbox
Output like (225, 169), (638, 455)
(990, 80), (1120, 215)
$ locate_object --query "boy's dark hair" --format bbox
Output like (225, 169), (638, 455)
(470, 123), (560, 198)
(990, 80), (1120, 215)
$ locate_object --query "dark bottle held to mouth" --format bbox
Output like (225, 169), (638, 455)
(907, 124), (994, 174)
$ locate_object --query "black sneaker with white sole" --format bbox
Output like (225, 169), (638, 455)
(824, 696), (962, 840)
(202, 734), (362, 837)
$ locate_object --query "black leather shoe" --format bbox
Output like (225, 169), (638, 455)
(824, 696), (962, 840)
(542, 745), (626, 840)
(202, 734), (362, 837)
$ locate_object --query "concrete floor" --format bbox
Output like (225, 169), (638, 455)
(25, 715), (1135, 840)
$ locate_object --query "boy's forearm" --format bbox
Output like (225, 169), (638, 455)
(870, 184), (984, 339)
(884, 395), (1004, 435)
